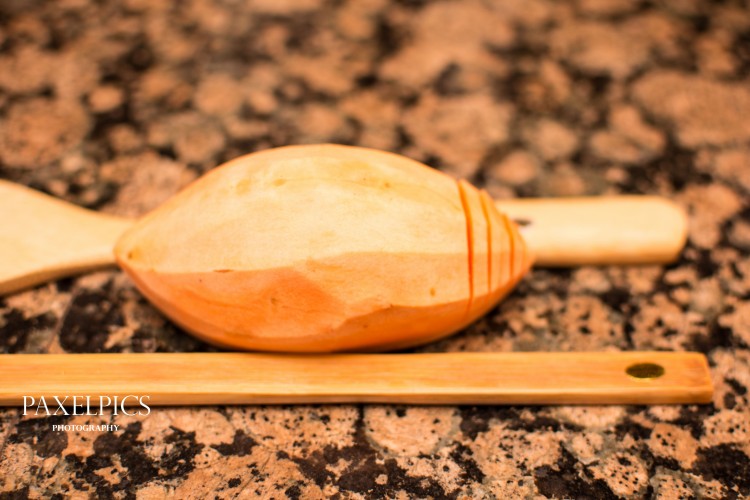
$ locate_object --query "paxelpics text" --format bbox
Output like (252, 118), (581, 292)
(22, 395), (151, 416)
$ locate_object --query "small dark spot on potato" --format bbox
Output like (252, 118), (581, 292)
(213, 269), (232, 273)
(236, 179), (252, 194)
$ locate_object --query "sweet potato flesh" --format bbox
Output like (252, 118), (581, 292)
(114, 144), (532, 352)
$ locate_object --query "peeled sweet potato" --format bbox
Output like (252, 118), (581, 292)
(114, 144), (532, 352)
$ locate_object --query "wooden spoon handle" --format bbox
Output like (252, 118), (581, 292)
(0, 352), (712, 406)
(496, 195), (687, 267)
(0, 179), (687, 296)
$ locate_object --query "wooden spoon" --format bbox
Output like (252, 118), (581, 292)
(1, 145), (687, 352)
(0, 178), (687, 297)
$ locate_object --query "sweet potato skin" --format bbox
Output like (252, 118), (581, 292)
(114, 144), (531, 352)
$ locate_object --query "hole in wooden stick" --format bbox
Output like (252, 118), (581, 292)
(626, 363), (665, 379)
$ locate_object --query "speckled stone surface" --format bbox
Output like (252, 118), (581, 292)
(1, 0), (749, 498)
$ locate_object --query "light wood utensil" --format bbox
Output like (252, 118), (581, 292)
(0, 352), (712, 406)
(0, 179), (686, 296)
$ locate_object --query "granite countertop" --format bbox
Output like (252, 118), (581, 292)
(1, 0), (749, 498)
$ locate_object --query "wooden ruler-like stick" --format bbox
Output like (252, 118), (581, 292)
(0, 352), (712, 406)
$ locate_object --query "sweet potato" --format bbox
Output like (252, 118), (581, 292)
(114, 144), (532, 352)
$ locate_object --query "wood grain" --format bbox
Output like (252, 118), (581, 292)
(0, 352), (712, 406)
(496, 195), (688, 267)
(0, 180), (132, 295)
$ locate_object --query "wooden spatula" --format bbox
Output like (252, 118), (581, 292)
(0, 178), (687, 295)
